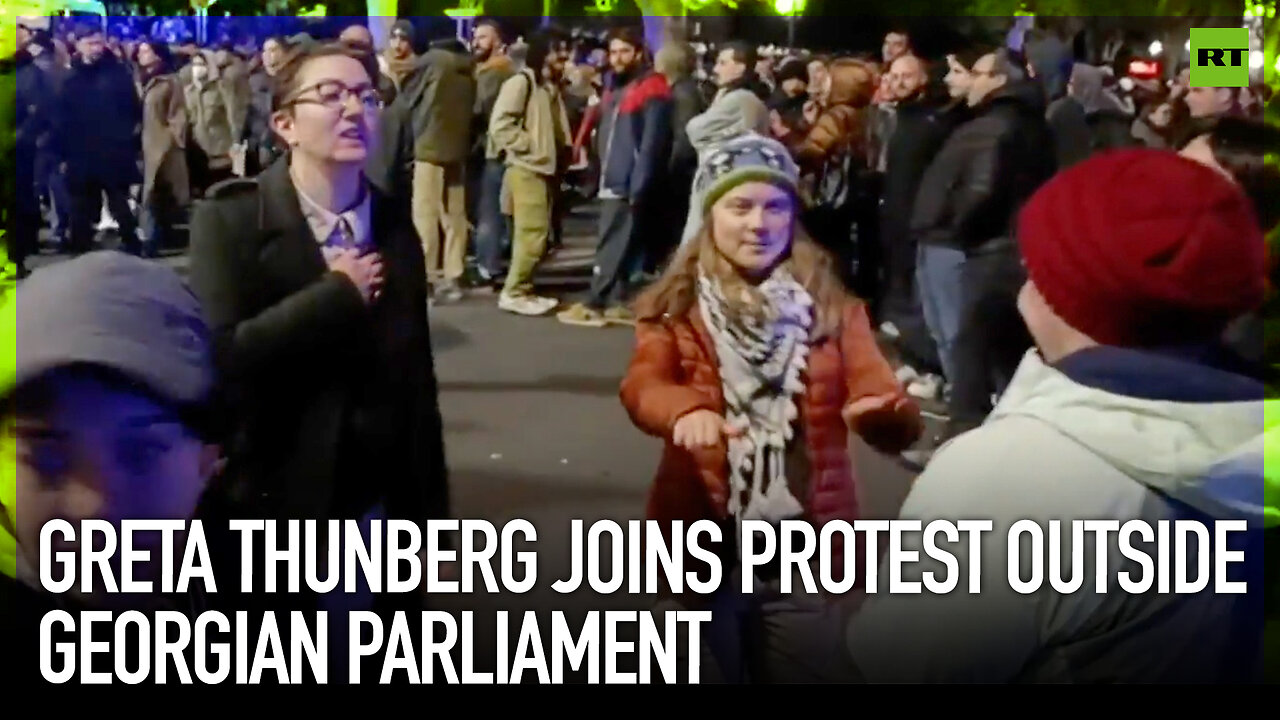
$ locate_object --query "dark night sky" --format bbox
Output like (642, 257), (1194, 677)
(346, 0), (998, 56)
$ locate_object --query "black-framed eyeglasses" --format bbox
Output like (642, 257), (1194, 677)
(287, 80), (382, 112)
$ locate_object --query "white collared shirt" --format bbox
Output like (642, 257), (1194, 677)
(293, 178), (373, 249)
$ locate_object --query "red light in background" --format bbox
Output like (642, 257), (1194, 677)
(1128, 59), (1161, 78)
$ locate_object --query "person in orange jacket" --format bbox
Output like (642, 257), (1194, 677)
(620, 133), (922, 683)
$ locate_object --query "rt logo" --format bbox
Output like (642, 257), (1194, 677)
(1190, 27), (1250, 88)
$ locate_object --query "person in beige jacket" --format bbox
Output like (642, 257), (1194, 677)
(135, 39), (189, 257)
(487, 28), (571, 317)
(184, 48), (247, 193)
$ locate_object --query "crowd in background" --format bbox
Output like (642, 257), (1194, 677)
(3, 9), (1278, 685)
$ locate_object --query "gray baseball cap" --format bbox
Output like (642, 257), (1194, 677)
(6, 252), (214, 406)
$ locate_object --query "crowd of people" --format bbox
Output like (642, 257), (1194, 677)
(3, 12), (1277, 684)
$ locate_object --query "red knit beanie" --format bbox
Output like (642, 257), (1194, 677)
(1017, 148), (1266, 348)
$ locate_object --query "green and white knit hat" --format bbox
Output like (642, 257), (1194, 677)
(697, 132), (801, 214)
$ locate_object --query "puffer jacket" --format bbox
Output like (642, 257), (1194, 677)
(848, 347), (1270, 683)
(620, 299), (922, 596)
(792, 59), (877, 173)
(911, 81), (1056, 255)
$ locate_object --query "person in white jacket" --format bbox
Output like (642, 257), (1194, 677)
(844, 148), (1271, 683)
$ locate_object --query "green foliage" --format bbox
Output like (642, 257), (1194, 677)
(0, 63), (16, 281)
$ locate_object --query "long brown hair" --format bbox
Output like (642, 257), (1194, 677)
(633, 218), (852, 340)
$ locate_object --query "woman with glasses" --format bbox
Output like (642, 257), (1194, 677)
(187, 41), (448, 682)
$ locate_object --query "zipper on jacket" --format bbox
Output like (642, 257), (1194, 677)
(599, 88), (625, 198)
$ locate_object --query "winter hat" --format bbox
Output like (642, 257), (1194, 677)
(775, 58), (809, 86)
(2, 251), (214, 407)
(1017, 148), (1266, 348)
(390, 20), (414, 41)
(697, 133), (800, 214)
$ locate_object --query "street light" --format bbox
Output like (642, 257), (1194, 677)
(1148, 40), (1162, 56)
(773, 0), (806, 49)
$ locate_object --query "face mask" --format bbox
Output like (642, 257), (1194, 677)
(192, 65), (209, 82)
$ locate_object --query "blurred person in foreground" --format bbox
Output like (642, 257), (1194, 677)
(1177, 116), (1280, 377)
(188, 41), (448, 681)
(0, 252), (220, 685)
(847, 149), (1269, 683)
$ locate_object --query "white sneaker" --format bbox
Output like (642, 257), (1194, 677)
(901, 361), (921, 384)
(880, 321), (900, 339)
(907, 374), (943, 401)
(498, 292), (558, 317)
(895, 364), (920, 385)
(97, 206), (118, 232)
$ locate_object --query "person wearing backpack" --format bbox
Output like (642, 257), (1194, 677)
(488, 27), (572, 318)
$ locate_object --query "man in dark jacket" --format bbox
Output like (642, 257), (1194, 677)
(878, 56), (966, 393)
(57, 24), (142, 255)
(557, 26), (673, 328)
(711, 40), (772, 103)
(1046, 63), (1135, 170)
(656, 41), (706, 274)
(911, 48), (1055, 442)
(12, 31), (56, 276)
(405, 38), (476, 303)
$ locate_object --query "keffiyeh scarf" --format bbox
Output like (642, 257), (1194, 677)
(698, 268), (814, 526)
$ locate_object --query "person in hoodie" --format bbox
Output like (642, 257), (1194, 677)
(1046, 63), (1136, 170)
(0, 252), (221, 686)
(911, 47), (1055, 449)
(403, 37), (476, 304)
(847, 148), (1270, 684)
(56, 24), (142, 255)
(557, 26), (673, 328)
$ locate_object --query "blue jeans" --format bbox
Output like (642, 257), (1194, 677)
(916, 243), (967, 382)
(474, 158), (511, 279)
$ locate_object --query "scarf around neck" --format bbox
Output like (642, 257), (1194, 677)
(697, 267), (814, 528)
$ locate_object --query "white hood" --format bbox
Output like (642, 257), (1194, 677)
(987, 351), (1273, 527)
